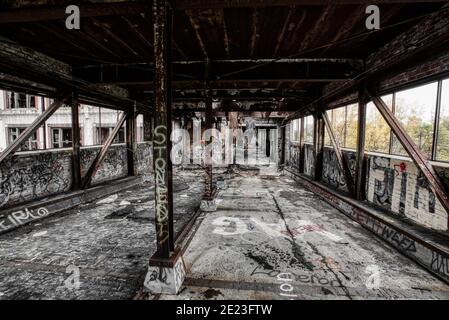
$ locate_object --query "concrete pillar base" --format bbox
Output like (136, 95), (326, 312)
(200, 198), (217, 212)
(143, 250), (186, 295)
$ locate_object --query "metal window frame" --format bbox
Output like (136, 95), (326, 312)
(432, 80), (443, 161)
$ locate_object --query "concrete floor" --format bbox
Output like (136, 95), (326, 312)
(156, 171), (449, 300)
(0, 170), (205, 300)
(1, 168), (449, 300)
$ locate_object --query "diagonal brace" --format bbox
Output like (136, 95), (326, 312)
(82, 111), (128, 189)
(368, 90), (449, 220)
(0, 93), (70, 164)
(322, 111), (356, 197)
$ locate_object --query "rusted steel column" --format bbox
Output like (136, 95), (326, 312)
(152, 0), (174, 259)
(280, 125), (286, 165)
(143, 112), (153, 142)
(368, 90), (449, 222)
(355, 89), (367, 200)
(71, 93), (82, 191)
(313, 111), (325, 181)
(299, 117), (305, 173)
(126, 107), (136, 176)
(204, 88), (214, 199)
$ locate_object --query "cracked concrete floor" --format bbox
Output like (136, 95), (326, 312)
(0, 169), (205, 300)
(157, 172), (449, 300)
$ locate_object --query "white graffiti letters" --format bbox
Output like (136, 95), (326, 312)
(0, 207), (49, 232)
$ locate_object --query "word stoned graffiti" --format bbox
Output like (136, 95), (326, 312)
(154, 125), (169, 245)
(0, 207), (50, 232)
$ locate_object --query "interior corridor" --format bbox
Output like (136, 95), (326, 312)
(158, 171), (449, 300)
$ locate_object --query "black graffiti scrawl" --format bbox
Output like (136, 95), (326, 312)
(415, 171), (436, 214)
(0, 152), (71, 208)
(366, 157), (395, 212)
(321, 148), (356, 193)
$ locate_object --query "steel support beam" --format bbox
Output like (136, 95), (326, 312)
(151, 0), (175, 260)
(368, 90), (449, 221)
(143, 113), (153, 142)
(280, 125), (286, 165)
(82, 111), (128, 189)
(0, 94), (69, 164)
(355, 89), (367, 200)
(71, 93), (82, 191)
(204, 88), (214, 199)
(299, 117), (305, 173)
(322, 111), (355, 196)
(313, 111), (325, 181)
(126, 107), (136, 176)
(174, 0), (448, 9)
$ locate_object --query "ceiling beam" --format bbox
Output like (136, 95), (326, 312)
(0, 0), (445, 25)
(173, 0), (447, 9)
(185, 9), (209, 59)
(298, 2), (336, 53)
(0, 2), (150, 24)
(318, 5), (449, 108)
(274, 5), (295, 57)
(250, 8), (259, 58)
(73, 58), (364, 85)
(0, 39), (147, 111)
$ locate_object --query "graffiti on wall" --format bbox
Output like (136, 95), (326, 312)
(135, 142), (153, 176)
(80, 145), (127, 184)
(366, 156), (447, 230)
(321, 148), (356, 192)
(289, 144), (300, 171)
(303, 144), (315, 177)
(0, 152), (71, 208)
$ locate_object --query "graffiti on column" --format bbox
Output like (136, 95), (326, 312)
(154, 125), (169, 245)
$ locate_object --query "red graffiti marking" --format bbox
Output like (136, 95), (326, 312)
(394, 162), (407, 176)
(281, 224), (323, 237)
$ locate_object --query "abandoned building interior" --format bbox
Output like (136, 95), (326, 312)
(1, 0), (449, 300)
